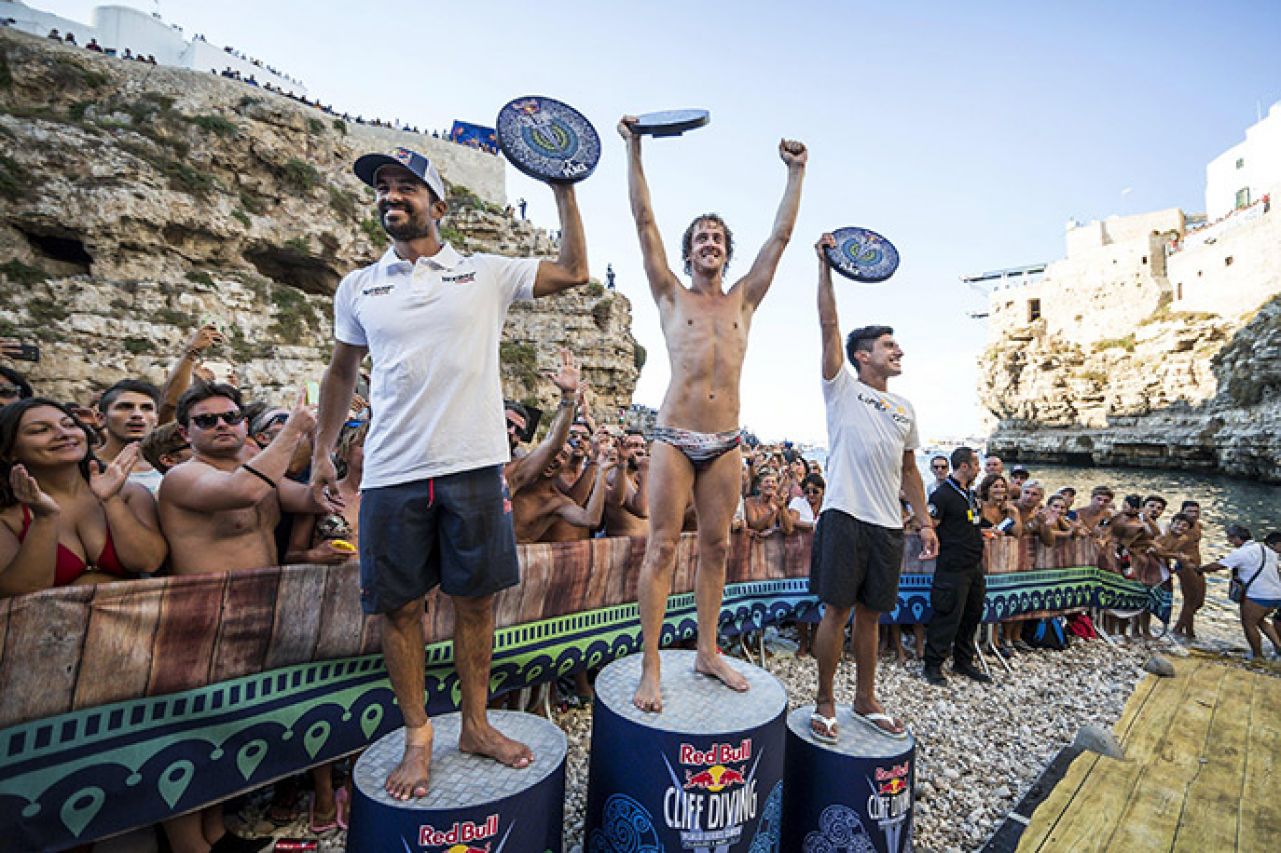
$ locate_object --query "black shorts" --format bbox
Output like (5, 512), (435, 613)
(808, 509), (904, 613)
(358, 464), (519, 614)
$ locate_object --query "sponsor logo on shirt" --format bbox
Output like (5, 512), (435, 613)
(857, 392), (913, 425)
(361, 284), (394, 296)
(441, 271), (477, 285)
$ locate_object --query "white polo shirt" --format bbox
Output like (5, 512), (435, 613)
(333, 244), (539, 489)
(819, 368), (920, 529)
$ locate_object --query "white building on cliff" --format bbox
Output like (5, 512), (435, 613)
(981, 100), (1281, 346)
(0, 1), (307, 94)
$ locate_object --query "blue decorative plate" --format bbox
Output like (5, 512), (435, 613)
(825, 226), (900, 283)
(496, 95), (600, 183)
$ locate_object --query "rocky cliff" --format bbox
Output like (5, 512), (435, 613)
(981, 290), (1281, 482)
(0, 29), (639, 421)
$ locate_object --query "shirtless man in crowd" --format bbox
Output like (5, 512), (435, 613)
(619, 114), (807, 710)
(158, 382), (334, 575)
(511, 443), (614, 543)
(604, 429), (650, 538)
(1172, 500), (1206, 638)
(1076, 485), (1115, 537)
(157, 381), (335, 852)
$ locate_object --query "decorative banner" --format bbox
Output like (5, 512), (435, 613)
(450, 120), (499, 152)
(0, 533), (1165, 849)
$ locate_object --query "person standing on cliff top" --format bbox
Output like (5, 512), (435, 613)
(617, 116), (807, 712)
(309, 147), (589, 800)
(808, 234), (937, 741)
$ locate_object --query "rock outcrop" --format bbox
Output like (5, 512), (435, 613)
(0, 30), (639, 419)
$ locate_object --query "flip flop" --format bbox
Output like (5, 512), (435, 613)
(809, 712), (838, 744)
(850, 708), (908, 740)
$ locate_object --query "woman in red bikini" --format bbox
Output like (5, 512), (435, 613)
(0, 398), (167, 595)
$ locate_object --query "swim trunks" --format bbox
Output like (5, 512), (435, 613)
(651, 426), (743, 470)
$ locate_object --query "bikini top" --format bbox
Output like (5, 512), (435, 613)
(17, 504), (128, 586)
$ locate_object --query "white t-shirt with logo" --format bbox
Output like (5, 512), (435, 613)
(819, 368), (920, 530)
(1221, 540), (1281, 600)
(333, 245), (538, 489)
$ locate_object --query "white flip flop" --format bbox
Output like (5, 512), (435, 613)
(809, 711), (839, 744)
(850, 708), (908, 740)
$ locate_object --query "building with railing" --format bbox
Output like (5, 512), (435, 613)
(0, 1), (307, 94)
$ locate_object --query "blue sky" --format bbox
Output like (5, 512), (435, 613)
(43, 1), (1281, 443)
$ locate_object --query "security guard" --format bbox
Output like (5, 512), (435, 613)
(922, 446), (993, 685)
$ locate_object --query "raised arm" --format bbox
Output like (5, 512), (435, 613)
(0, 467), (60, 596)
(163, 397), (316, 514)
(88, 445), (167, 572)
(507, 350), (582, 494)
(740, 139), (807, 308)
(159, 325), (224, 424)
(556, 450), (616, 529)
(618, 116), (679, 305)
(310, 342), (366, 505)
(815, 234), (845, 381)
(533, 183), (590, 297)
(624, 453), (650, 518)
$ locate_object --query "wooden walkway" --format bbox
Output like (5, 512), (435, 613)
(1019, 655), (1281, 851)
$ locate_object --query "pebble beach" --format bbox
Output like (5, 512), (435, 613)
(204, 593), (1279, 853)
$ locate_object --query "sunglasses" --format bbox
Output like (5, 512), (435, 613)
(931, 464), (948, 470)
(190, 410), (245, 429)
(0, 384), (21, 398)
(804, 487), (823, 495)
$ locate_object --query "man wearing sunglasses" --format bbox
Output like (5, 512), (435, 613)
(310, 146), (590, 801)
(158, 382), (338, 578)
(926, 454), (949, 496)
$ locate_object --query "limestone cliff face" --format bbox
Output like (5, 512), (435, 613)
(0, 30), (638, 419)
(982, 288), (1281, 482)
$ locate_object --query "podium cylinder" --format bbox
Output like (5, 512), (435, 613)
(347, 711), (566, 853)
(782, 705), (916, 853)
(585, 650), (787, 852)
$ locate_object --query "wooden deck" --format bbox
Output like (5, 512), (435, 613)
(1019, 655), (1281, 851)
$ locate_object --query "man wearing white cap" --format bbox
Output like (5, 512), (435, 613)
(311, 146), (589, 799)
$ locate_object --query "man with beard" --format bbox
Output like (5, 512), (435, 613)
(97, 379), (164, 493)
(618, 116), (807, 711)
(310, 147), (590, 799)
(156, 382), (334, 853)
(604, 429), (650, 537)
(512, 441), (615, 543)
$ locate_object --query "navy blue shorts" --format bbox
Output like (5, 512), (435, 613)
(808, 509), (904, 613)
(358, 465), (519, 614)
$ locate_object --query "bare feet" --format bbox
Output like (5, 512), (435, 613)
(695, 650), (749, 692)
(385, 725), (432, 801)
(632, 658), (663, 712)
(459, 721), (534, 769)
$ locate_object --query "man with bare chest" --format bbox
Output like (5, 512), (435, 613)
(618, 115), (806, 711)
(603, 430), (650, 538)
(158, 382), (333, 575)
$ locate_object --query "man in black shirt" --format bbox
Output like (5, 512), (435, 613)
(923, 446), (992, 685)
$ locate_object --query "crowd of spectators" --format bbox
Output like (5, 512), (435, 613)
(2, 329), (1279, 846)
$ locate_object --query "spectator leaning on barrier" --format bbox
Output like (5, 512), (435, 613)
(0, 398), (167, 597)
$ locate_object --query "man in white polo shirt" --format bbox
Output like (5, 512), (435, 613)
(807, 233), (938, 745)
(311, 147), (589, 800)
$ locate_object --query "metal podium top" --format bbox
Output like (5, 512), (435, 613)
(787, 704), (916, 757)
(353, 710), (567, 809)
(596, 650), (787, 732)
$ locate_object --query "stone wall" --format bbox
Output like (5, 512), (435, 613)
(0, 29), (638, 419)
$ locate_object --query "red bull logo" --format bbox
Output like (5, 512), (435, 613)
(874, 762), (910, 782)
(683, 764), (746, 792)
(877, 777), (908, 797)
(418, 815), (498, 848)
(679, 739), (752, 767)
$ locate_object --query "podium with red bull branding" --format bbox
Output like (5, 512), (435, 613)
(347, 711), (566, 853)
(781, 705), (916, 853)
(585, 650), (787, 853)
